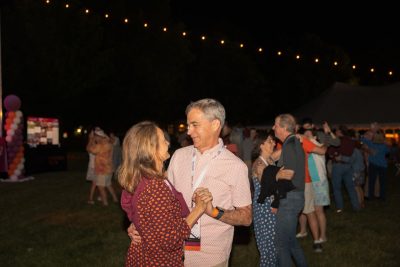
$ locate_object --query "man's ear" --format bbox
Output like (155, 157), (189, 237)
(211, 119), (221, 132)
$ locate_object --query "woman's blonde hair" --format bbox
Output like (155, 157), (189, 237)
(118, 121), (164, 193)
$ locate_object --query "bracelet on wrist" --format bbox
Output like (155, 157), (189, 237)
(215, 207), (225, 220)
(211, 207), (219, 218)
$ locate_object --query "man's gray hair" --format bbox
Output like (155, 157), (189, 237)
(277, 114), (297, 134)
(186, 98), (226, 128)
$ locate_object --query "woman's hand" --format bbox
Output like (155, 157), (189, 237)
(193, 187), (213, 214)
(127, 223), (141, 245)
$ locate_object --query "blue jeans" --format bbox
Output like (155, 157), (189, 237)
(368, 163), (387, 200)
(276, 191), (308, 267)
(331, 163), (360, 210)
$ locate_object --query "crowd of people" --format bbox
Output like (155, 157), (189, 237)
(86, 98), (392, 266)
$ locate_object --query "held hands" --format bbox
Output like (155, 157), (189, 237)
(192, 187), (213, 214)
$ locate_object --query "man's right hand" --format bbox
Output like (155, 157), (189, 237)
(276, 166), (294, 180)
(127, 223), (141, 245)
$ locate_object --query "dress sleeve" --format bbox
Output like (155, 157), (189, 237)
(138, 180), (191, 253)
(120, 189), (134, 222)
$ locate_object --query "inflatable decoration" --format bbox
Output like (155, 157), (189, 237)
(3, 95), (27, 181)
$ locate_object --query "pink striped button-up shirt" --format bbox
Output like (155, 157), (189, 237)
(168, 139), (251, 267)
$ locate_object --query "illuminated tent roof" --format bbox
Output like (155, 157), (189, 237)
(292, 82), (400, 129)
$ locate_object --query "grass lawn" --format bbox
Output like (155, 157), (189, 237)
(1, 152), (400, 266)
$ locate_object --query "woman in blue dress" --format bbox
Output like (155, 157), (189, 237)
(251, 130), (291, 267)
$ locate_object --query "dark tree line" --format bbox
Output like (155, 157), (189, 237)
(1, 0), (354, 133)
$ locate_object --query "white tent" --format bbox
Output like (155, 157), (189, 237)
(292, 82), (400, 130)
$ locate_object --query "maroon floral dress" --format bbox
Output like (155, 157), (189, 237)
(124, 178), (191, 267)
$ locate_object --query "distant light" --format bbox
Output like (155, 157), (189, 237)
(178, 124), (186, 132)
(220, 40), (225, 45)
(45, 0), (50, 4)
(389, 71), (393, 76)
(85, 9), (89, 14)
(104, 14), (109, 18)
(258, 48), (263, 52)
(333, 61), (338, 66)
(182, 32), (187, 36)
(370, 68), (375, 73)
(65, 4), (69, 8)
(352, 65), (356, 69)
(295, 55), (300, 60)
(277, 51), (282, 56)
(124, 18), (129, 23)
(201, 36), (206, 40)
(315, 58), (319, 63)
(163, 27), (167, 32)
(63, 132), (68, 139)
(75, 127), (82, 135)
(240, 43), (244, 48)
(144, 23), (148, 28)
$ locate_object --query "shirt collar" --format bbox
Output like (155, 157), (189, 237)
(193, 138), (224, 157)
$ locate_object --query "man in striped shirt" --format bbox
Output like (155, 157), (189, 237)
(168, 98), (252, 267)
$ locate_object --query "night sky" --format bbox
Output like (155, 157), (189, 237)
(1, 1), (399, 133)
(171, 0), (400, 74)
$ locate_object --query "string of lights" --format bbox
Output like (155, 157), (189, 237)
(42, 0), (397, 81)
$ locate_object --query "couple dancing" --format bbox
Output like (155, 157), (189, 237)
(118, 99), (252, 267)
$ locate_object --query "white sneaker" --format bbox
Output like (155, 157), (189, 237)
(315, 238), (327, 243)
(296, 232), (308, 238)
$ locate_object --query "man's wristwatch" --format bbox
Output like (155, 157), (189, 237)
(215, 207), (225, 220)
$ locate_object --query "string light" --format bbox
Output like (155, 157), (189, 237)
(41, 2), (397, 81)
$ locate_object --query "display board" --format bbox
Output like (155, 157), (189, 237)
(27, 117), (59, 147)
